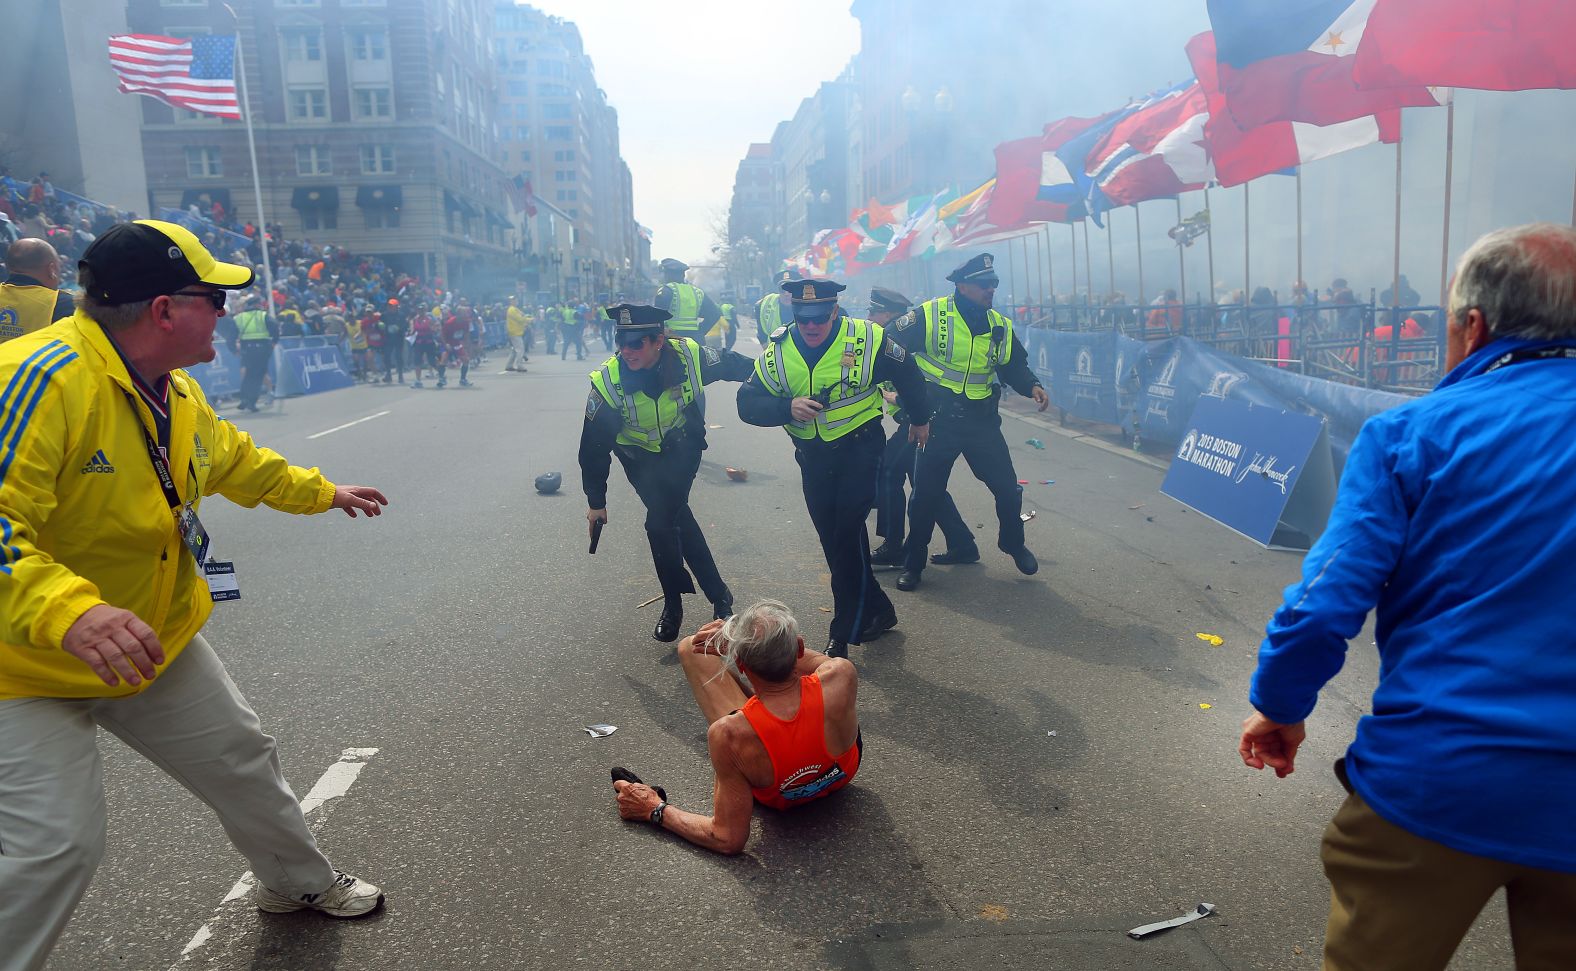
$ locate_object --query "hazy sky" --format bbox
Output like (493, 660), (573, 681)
(528, 0), (861, 264)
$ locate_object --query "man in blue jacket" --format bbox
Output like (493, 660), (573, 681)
(1239, 223), (1576, 970)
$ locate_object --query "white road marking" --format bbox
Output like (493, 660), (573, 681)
(306, 411), (390, 440)
(170, 747), (381, 968)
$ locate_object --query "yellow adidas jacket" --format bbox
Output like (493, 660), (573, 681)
(0, 312), (337, 700)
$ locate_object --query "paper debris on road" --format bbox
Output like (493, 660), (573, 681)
(1199, 703), (1213, 710)
(1127, 903), (1218, 940)
(1020, 510), (1037, 523)
(725, 467), (748, 482)
(1041, 479), (1055, 485)
(1196, 633), (1224, 646)
(584, 724), (618, 738)
(1025, 438), (1045, 449)
(708, 424), (723, 429)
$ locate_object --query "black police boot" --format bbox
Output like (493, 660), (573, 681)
(713, 598), (734, 621)
(824, 637), (849, 659)
(859, 607), (898, 642)
(1007, 546), (1040, 576)
(869, 540), (905, 566)
(653, 598), (683, 642)
(929, 545), (981, 565)
(896, 569), (923, 592)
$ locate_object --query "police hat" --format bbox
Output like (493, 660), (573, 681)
(782, 277), (846, 305)
(604, 302), (671, 334)
(946, 253), (999, 286)
(659, 257), (689, 273)
(868, 287), (912, 316)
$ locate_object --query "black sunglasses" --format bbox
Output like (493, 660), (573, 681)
(617, 334), (657, 349)
(168, 289), (228, 311)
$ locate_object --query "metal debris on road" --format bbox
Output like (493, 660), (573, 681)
(1127, 902), (1218, 940)
(726, 467), (749, 482)
(1020, 510), (1037, 523)
(708, 424), (723, 429)
(1025, 438), (1045, 449)
(636, 594), (663, 609)
(1041, 479), (1055, 485)
(1195, 633), (1224, 646)
(1046, 730), (1058, 737)
(1129, 503), (1146, 510)
(583, 724), (618, 738)
(1199, 703), (1213, 710)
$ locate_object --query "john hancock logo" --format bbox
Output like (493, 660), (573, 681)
(80, 449), (116, 474)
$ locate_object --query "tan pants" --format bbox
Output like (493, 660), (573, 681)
(1321, 791), (1576, 971)
(0, 634), (336, 971)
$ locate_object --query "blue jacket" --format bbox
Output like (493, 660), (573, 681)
(1251, 336), (1576, 873)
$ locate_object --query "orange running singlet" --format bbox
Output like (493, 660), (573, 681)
(740, 673), (861, 811)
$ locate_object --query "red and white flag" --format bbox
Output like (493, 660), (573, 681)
(108, 34), (240, 120)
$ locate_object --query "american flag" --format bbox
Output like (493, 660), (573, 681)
(108, 34), (240, 120)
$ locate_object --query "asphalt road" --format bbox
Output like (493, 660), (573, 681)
(44, 339), (1514, 971)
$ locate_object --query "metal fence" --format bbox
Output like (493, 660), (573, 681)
(1016, 293), (1446, 396)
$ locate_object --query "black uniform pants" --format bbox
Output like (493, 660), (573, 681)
(238, 341), (273, 408)
(560, 324), (585, 360)
(876, 423), (973, 551)
(904, 409), (1025, 572)
(617, 443), (729, 607)
(795, 422), (893, 644)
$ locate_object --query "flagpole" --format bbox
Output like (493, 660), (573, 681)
(1082, 219), (1092, 313)
(226, 5), (275, 323)
(1392, 132), (1404, 321)
(1295, 168), (1304, 291)
(1135, 203), (1146, 308)
(1439, 99), (1456, 307)
(1105, 220), (1115, 301)
(1243, 181), (1251, 308)
(1069, 222), (1078, 319)
(1176, 196), (1186, 317)
(1032, 229), (1045, 311)
(1042, 224), (1055, 313)
(1204, 185), (1216, 304)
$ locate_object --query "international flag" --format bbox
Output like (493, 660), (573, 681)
(986, 117), (1107, 230)
(108, 34), (240, 119)
(1188, 32), (1400, 188)
(1205, 0), (1439, 128)
(1354, 0), (1576, 93)
(507, 174), (537, 216)
(1082, 81), (1212, 220)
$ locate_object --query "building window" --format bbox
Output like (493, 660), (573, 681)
(514, 125), (531, 141)
(519, 150), (531, 162)
(543, 103), (572, 120)
(347, 28), (387, 60)
(364, 208), (400, 229)
(506, 80), (529, 97)
(555, 189), (576, 202)
(554, 170), (574, 182)
(276, 0), (320, 6)
(341, 0), (386, 5)
(360, 144), (396, 174)
(538, 81), (571, 97)
(281, 29), (322, 61)
(288, 88), (328, 121)
(353, 87), (393, 120)
(295, 145), (332, 175)
(185, 146), (222, 177)
(536, 59), (565, 78)
(161, 0), (208, 6)
(545, 126), (571, 141)
(553, 149), (574, 162)
(301, 209), (337, 231)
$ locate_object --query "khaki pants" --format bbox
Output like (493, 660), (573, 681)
(0, 634), (335, 971)
(1321, 791), (1576, 971)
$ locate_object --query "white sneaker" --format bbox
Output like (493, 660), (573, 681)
(256, 870), (385, 918)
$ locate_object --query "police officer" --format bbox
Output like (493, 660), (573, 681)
(737, 278), (931, 659)
(580, 304), (756, 642)
(889, 254), (1050, 591)
(232, 294), (276, 412)
(0, 238), (74, 343)
(865, 286), (975, 567)
(653, 258), (722, 342)
(754, 268), (801, 345)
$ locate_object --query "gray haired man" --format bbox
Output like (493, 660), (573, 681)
(611, 601), (861, 854)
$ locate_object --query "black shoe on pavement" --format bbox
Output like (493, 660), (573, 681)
(713, 599), (734, 621)
(869, 540), (904, 566)
(1007, 546), (1040, 576)
(653, 600), (683, 642)
(896, 570), (923, 592)
(824, 638), (848, 659)
(859, 607), (898, 642)
(930, 546), (981, 566)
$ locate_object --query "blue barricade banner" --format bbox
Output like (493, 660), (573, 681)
(183, 342), (244, 399)
(1161, 396), (1337, 550)
(1043, 330), (1136, 426)
(273, 340), (354, 396)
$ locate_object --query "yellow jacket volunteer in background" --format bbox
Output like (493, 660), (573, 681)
(0, 312), (336, 700)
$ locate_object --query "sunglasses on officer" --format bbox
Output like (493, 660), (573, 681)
(617, 333), (658, 349)
(168, 289), (228, 311)
(792, 304), (837, 325)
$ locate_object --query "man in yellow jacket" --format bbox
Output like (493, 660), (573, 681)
(0, 220), (390, 968)
(0, 237), (74, 343)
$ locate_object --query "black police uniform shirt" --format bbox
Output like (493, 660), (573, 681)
(888, 290), (1042, 418)
(735, 312), (933, 442)
(578, 342), (755, 509)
